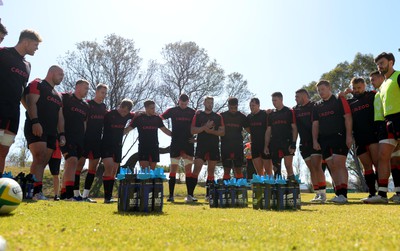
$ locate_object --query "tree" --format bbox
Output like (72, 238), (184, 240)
(7, 137), (31, 168)
(58, 34), (157, 110)
(158, 41), (253, 112)
(302, 53), (376, 100)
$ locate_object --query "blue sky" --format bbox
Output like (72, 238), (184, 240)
(1, 0), (399, 170)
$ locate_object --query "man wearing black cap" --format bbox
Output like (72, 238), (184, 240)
(161, 94), (196, 202)
(220, 97), (248, 180)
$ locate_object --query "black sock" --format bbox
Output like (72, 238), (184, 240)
(185, 176), (191, 195)
(169, 176), (176, 197)
(74, 173), (81, 190)
(364, 172), (377, 196)
(66, 185), (74, 199)
(84, 173), (95, 190)
(103, 179), (113, 200)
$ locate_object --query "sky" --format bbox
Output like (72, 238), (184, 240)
(1, 0), (400, 174)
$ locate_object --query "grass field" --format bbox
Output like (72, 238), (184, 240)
(1, 179), (400, 251)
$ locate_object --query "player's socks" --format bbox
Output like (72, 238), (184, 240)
(73, 170), (81, 194)
(377, 179), (389, 198)
(169, 173), (176, 197)
(364, 169), (377, 196)
(84, 170), (96, 191)
(65, 181), (75, 199)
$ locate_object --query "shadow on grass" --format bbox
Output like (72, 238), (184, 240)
(113, 211), (168, 217)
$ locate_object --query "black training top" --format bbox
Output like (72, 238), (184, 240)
(347, 91), (376, 141)
(62, 92), (89, 143)
(221, 110), (248, 145)
(268, 106), (295, 142)
(102, 109), (134, 146)
(247, 110), (268, 146)
(24, 79), (62, 136)
(293, 101), (314, 144)
(313, 95), (351, 138)
(130, 114), (165, 148)
(85, 99), (107, 141)
(192, 111), (224, 148)
(161, 106), (195, 143)
(0, 47), (31, 113)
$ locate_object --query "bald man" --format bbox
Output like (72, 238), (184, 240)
(24, 65), (65, 200)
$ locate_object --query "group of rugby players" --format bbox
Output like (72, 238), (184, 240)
(1, 28), (399, 205)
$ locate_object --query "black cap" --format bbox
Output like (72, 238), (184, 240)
(179, 94), (189, 102)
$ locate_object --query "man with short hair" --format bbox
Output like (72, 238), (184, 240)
(191, 96), (225, 202)
(369, 70), (400, 203)
(313, 80), (353, 204)
(60, 80), (90, 201)
(364, 53), (400, 203)
(74, 84), (108, 202)
(246, 98), (273, 176)
(264, 92), (297, 180)
(294, 89), (327, 202)
(160, 94), (196, 202)
(0, 29), (42, 178)
(102, 99), (134, 203)
(344, 77), (379, 201)
(24, 65), (65, 200)
(125, 100), (172, 169)
(221, 97), (249, 180)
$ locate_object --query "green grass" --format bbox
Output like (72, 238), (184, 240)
(1, 178), (400, 251)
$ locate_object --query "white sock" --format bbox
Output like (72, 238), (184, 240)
(73, 190), (81, 197)
(82, 189), (90, 198)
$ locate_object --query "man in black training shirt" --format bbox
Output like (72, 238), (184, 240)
(102, 99), (134, 203)
(74, 84), (108, 202)
(221, 97), (248, 180)
(126, 100), (171, 170)
(246, 98), (273, 176)
(191, 96), (225, 202)
(60, 80), (90, 201)
(24, 65), (65, 200)
(343, 77), (379, 201)
(160, 94), (196, 202)
(0, 29), (42, 178)
(265, 92), (297, 180)
(294, 89), (326, 203)
(313, 80), (352, 204)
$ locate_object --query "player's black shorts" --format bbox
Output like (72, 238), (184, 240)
(319, 134), (349, 160)
(251, 142), (270, 160)
(101, 143), (123, 163)
(24, 123), (57, 150)
(354, 136), (379, 156)
(83, 139), (102, 159)
(61, 140), (84, 160)
(0, 116), (19, 134)
(270, 139), (293, 159)
(386, 113), (400, 141)
(195, 143), (220, 161)
(299, 141), (321, 160)
(138, 145), (160, 162)
(170, 140), (194, 158)
(48, 157), (61, 175)
(221, 144), (244, 168)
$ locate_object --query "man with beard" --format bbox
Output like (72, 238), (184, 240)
(0, 29), (42, 177)
(191, 96), (224, 202)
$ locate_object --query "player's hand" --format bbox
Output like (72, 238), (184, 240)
(313, 141), (321, 151)
(188, 137), (196, 144)
(263, 147), (270, 156)
(32, 123), (43, 137)
(59, 135), (66, 147)
(289, 146), (295, 155)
